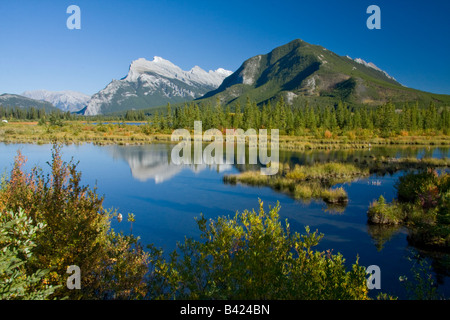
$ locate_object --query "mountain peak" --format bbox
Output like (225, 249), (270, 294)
(214, 68), (233, 76)
(151, 56), (179, 68)
(125, 56), (231, 87)
(152, 56), (168, 63)
(127, 57), (181, 80)
(84, 57), (232, 115)
(199, 38), (412, 107)
(190, 65), (206, 73)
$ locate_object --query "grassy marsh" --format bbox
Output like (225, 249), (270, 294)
(224, 157), (450, 207)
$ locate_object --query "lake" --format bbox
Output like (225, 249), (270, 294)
(1, 142), (449, 299)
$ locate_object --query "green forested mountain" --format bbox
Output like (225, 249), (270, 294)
(199, 39), (450, 108)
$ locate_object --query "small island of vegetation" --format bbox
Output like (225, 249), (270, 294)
(368, 170), (450, 250)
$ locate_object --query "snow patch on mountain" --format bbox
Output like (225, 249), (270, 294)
(346, 56), (396, 81)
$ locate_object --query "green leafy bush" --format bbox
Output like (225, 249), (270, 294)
(148, 200), (369, 300)
(399, 252), (442, 300)
(0, 208), (57, 299)
(395, 170), (439, 205)
(370, 171), (450, 249)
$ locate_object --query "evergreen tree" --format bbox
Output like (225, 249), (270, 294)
(424, 102), (438, 130)
(353, 109), (362, 129)
(233, 102), (242, 129)
(166, 103), (173, 129)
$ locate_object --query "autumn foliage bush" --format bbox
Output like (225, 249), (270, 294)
(0, 144), (149, 299)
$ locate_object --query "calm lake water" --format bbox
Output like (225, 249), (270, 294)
(1, 142), (449, 299)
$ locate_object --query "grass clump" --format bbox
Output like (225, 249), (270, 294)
(286, 162), (369, 183)
(321, 187), (348, 204)
(223, 162), (357, 205)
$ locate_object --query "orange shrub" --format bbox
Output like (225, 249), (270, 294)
(324, 130), (333, 139)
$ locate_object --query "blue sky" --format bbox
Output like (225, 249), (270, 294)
(0, 0), (449, 96)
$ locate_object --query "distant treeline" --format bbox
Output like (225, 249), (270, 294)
(129, 97), (450, 136)
(0, 106), (74, 121)
(2, 97), (450, 136)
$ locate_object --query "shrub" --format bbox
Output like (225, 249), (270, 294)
(48, 114), (64, 127)
(0, 144), (149, 299)
(370, 172), (450, 249)
(140, 124), (154, 135)
(367, 195), (405, 225)
(96, 124), (108, 133)
(37, 118), (47, 126)
(150, 200), (369, 300)
(395, 170), (439, 205)
(0, 208), (57, 299)
(399, 130), (409, 137)
(400, 252), (442, 300)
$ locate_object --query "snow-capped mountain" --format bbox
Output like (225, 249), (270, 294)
(84, 57), (232, 115)
(22, 90), (91, 113)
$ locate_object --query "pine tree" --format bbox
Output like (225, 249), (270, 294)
(224, 105), (232, 129)
(152, 111), (161, 130)
(166, 103), (173, 129)
(411, 102), (421, 131)
(233, 102), (242, 129)
(424, 101), (438, 130)
(213, 98), (224, 129)
(353, 109), (362, 129)
(336, 101), (346, 129)
(380, 102), (397, 137)
(441, 107), (450, 133)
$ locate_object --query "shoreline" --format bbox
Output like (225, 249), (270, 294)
(1, 121), (450, 150)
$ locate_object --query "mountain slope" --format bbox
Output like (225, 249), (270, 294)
(0, 93), (59, 112)
(22, 90), (91, 113)
(84, 57), (232, 115)
(199, 39), (450, 107)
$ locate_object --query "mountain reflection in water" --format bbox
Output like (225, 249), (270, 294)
(108, 144), (234, 183)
